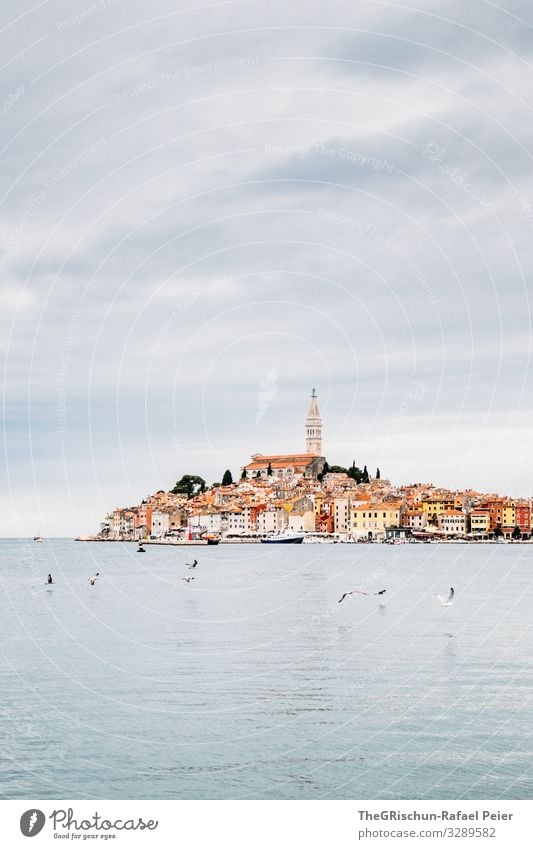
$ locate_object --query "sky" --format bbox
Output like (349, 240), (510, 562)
(1, 0), (533, 536)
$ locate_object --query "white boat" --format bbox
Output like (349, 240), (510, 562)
(261, 531), (304, 544)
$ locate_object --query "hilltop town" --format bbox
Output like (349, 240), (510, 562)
(94, 391), (532, 543)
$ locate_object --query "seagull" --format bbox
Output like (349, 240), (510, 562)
(338, 590), (368, 603)
(436, 587), (454, 606)
(374, 589), (387, 596)
(88, 572), (100, 586)
(181, 576), (195, 583)
(187, 559), (198, 570)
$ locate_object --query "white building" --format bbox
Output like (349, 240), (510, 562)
(151, 511), (170, 539)
(257, 506), (289, 534)
(438, 511), (467, 536)
(287, 510), (315, 533)
(333, 497), (351, 537)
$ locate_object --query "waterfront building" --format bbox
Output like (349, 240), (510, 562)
(515, 502), (531, 536)
(438, 510), (467, 536)
(151, 511), (170, 539)
(333, 497), (351, 537)
(350, 502), (402, 540)
(401, 510), (428, 530)
(257, 505), (289, 534)
(468, 509), (491, 537)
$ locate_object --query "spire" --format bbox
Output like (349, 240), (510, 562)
(308, 387), (319, 418)
(305, 388), (322, 455)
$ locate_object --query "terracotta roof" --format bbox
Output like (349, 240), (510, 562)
(245, 454), (320, 470)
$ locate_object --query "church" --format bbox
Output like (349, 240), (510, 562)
(243, 389), (327, 481)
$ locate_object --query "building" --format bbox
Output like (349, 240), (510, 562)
(243, 389), (326, 481)
(515, 503), (531, 536)
(350, 502), (401, 540)
(257, 505), (289, 534)
(306, 387), (322, 454)
(438, 510), (466, 536)
(333, 497), (351, 537)
(422, 496), (456, 525)
(244, 453), (324, 480)
(468, 509), (491, 537)
(151, 511), (170, 539)
(401, 510), (428, 530)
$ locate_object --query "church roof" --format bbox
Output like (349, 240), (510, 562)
(245, 453), (321, 470)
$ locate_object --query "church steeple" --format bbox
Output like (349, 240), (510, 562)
(305, 388), (322, 455)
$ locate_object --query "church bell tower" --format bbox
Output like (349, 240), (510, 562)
(305, 388), (322, 455)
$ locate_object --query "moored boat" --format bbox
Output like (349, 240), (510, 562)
(261, 532), (304, 544)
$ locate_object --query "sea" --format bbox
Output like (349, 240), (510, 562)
(0, 538), (531, 800)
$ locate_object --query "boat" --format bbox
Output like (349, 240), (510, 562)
(261, 532), (304, 544)
(33, 533), (43, 542)
(206, 537), (219, 546)
(137, 544), (146, 553)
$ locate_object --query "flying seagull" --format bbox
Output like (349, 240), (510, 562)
(187, 559), (198, 570)
(338, 590), (368, 604)
(436, 587), (455, 606)
(88, 572), (100, 586)
(181, 576), (195, 583)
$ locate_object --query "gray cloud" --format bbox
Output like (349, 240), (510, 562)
(1, 0), (533, 534)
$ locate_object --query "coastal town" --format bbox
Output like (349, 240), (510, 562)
(90, 391), (532, 544)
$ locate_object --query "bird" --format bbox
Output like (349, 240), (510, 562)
(181, 576), (195, 583)
(187, 559), (198, 570)
(375, 589), (387, 596)
(338, 589), (368, 603)
(436, 587), (455, 606)
(88, 572), (100, 586)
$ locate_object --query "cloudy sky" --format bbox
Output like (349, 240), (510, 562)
(2, 0), (533, 535)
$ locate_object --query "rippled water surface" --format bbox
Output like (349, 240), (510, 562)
(0, 539), (531, 799)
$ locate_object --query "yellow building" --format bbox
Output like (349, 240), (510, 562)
(502, 503), (516, 529)
(422, 498), (455, 524)
(350, 502), (401, 540)
(314, 494), (325, 517)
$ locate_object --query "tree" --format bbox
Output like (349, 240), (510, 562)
(494, 523), (503, 538)
(512, 525), (522, 540)
(222, 469), (233, 486)
(267, 462), (273, 476)
(329, 464), (348, 474)
(212, 482), (221, 488)
(347, 460), (363, 484)
(241, 468), (247, 480)
(376, 468), (381, 479)
(362, 465), (370, 483)
(171, 474), (206, 498)
(317, 460), (330, 482)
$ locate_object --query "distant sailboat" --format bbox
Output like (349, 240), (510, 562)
(33, 532), (43, 542)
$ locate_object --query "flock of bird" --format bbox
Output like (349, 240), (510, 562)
(46, 562), (456, 614)
(181, 559), (198, 583)
(337, 585), (455, 608)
